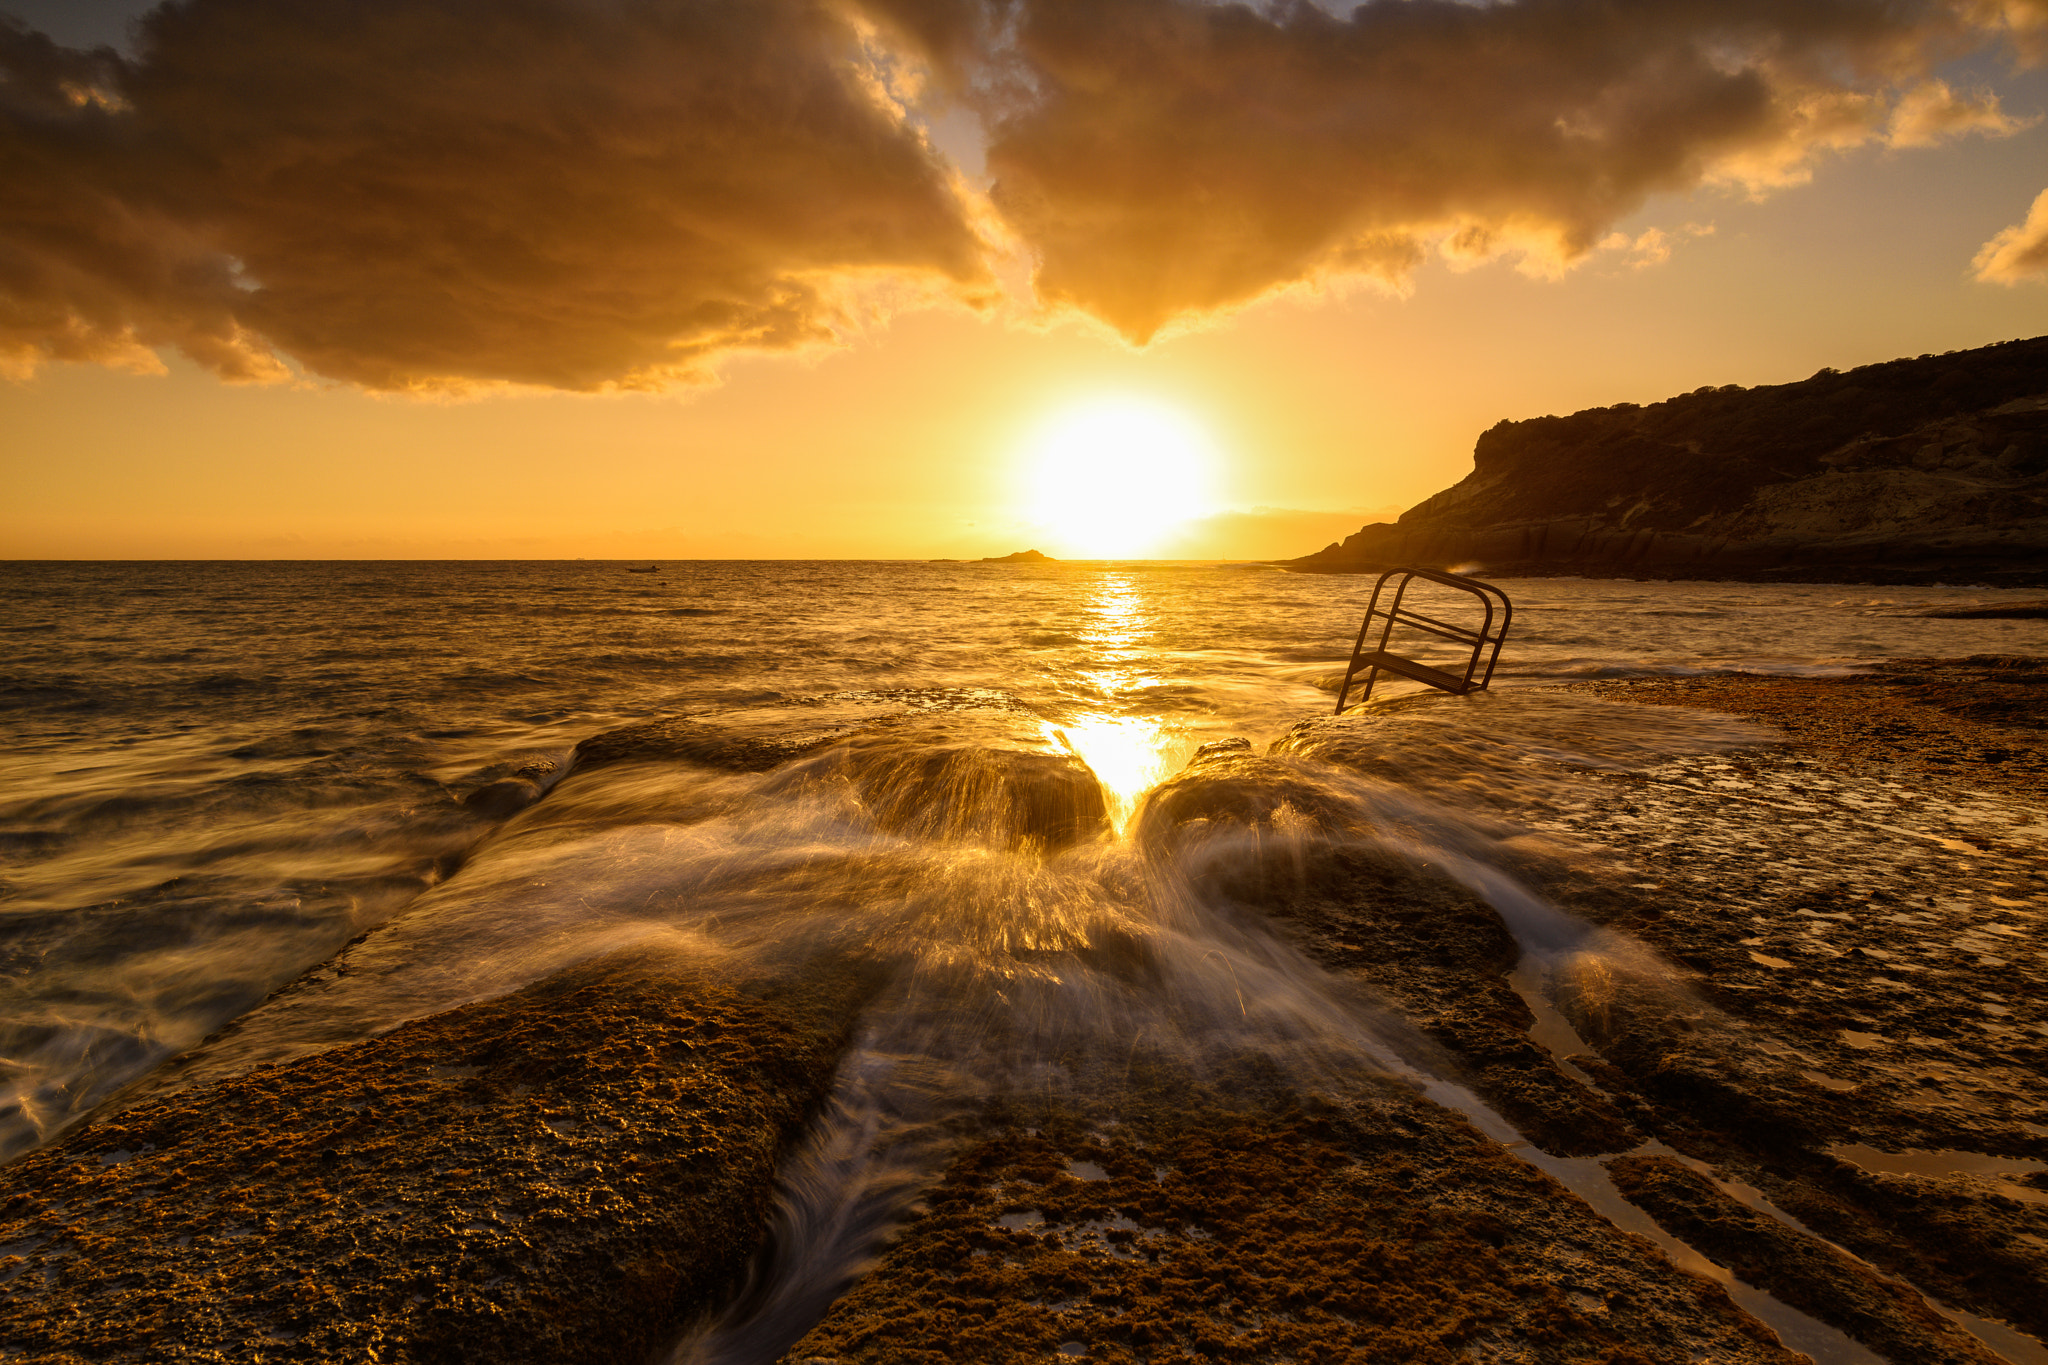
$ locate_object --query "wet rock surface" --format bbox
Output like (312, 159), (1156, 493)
(1588, 656), (2048, 792)
(1511, 667), (2048, 1346)
(13, 665), (2048, 1365)
(1112, 678), (2048, 1360)
(784, 1057), (1796, 1365)
(0, 951), (875, 1364)
(1606, 1154), (2008, 1365)
(1266, 845), (1643, 1159)
(1135, 741), (1638, 1157)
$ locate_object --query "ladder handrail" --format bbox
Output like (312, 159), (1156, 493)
(1334, 566), (1514, 715)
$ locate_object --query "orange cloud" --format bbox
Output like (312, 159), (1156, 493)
(1886, 78), (2033, 146)
(1, 0), (2040, 387)
(1973, 187), (2048, 283)
(1960, 0), (2048, 60)
(0, 1), (991, 391)
(917, 0), (2040, 339)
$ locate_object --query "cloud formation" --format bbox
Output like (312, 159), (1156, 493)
(0, 0), (2040, 388)
(1973, 187), (2048, 282)
(903, 0), (2039, 338)
(1885, 78), (2032, 146)
(0, 0), (991, 389)
(1597, 224), (1716, 270)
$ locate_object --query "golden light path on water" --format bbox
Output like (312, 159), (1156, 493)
(1047, 573), (1183, 832)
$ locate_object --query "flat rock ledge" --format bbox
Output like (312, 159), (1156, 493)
(1607, 1155), (2006, 1365)
(785, 1059), (1799, 1365)
(0, 952), (875, 1365)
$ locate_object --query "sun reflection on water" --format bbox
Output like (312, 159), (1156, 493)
(1052, 574), (1183, 832)
(1075, 574), (1160, 694)
(1052, 715), (1175, 833)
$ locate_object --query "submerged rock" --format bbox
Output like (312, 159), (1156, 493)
(0, 951), (876, 1365)
(571, 703), (879, 774)
(461, 775), (544, 818)
(570, 692), (1047, 780)
(1915, 600), (2048, 620)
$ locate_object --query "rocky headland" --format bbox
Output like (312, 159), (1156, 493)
(1289, 335), (2048, 585)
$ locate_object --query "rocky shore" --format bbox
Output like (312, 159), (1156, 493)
(783, 658), (2046, 1364)
(0, 953), (879, 1363)
(4, 660), (2044, 1364)
(1287, 335), (2048, 585)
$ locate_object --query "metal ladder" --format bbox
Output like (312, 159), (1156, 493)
(1333, 566), (1514, 715)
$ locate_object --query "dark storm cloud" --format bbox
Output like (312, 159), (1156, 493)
(0, 0), (992, 389)
(0, 0), (2037, 387)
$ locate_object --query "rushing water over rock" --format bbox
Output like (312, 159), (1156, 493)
(3, 561), (2045, 1364)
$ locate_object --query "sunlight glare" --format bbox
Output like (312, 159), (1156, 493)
(1020, 397), (1220, 558)
(1053, 716), (1175, 834)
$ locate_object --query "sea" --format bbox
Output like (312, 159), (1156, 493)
(3, 560), (2044, 1361)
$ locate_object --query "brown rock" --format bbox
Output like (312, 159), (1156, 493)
(0, 951), (876, 1364)
(781, 1057), (1797, 1365)
(839, 729), (1109, 852)
(1607, 1154), (2007, 1365)
(461, 776), (544, 819)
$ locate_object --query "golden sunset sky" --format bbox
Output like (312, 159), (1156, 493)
(3, 0), (2046, 560)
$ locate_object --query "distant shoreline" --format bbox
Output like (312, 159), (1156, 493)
(4, 557), (2048, 588)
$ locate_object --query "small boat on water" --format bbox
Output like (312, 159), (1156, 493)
(626, 565), (660, 574)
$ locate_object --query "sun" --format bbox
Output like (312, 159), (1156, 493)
(1018, 397), (1221, 557)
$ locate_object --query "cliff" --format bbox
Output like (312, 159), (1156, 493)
(1288, 335), (2048, 585)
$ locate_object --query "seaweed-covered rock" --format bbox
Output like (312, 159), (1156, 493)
(0, 951), (876, 1365)
(1607, 1154), (2006, 1365)
(778, 1058), (1797, 1365)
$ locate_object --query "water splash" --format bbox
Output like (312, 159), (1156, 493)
(1051, 716), (1180, 833)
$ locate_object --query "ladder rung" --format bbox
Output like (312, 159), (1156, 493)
(1349, 650), (1472, 693)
